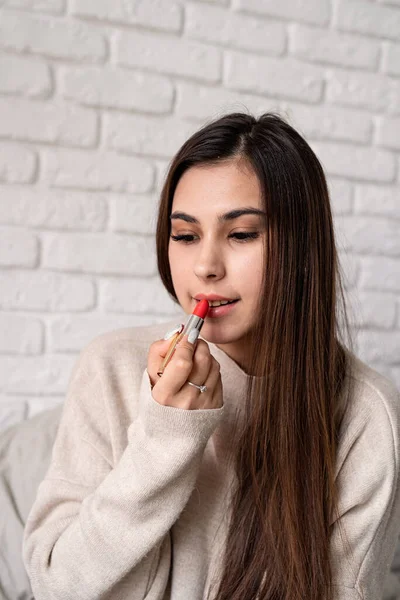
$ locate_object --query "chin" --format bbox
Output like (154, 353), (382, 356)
(201, 323), (244, 345)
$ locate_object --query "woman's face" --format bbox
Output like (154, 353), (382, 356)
(168, 159), (266, 369)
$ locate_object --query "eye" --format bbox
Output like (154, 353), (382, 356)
(170, 234), (197, 244)
(169, 231), (260, 244)
(229, 231), (260, 242)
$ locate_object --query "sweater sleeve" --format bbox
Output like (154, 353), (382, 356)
(22, 344), (224, 600)
(329, 378), (400, 600)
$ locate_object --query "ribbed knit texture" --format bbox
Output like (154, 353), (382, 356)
(22, 321), (400, 600)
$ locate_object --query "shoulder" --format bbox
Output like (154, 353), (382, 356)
(349, 354), (400, 410)
(345, 354), (400, 432)
(331, 358), (400, 595)
(337, 353), (400, 475)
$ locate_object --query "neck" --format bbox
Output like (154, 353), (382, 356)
(214, 335), (256, 376)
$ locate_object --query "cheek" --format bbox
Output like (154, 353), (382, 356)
(168, 246), (179, 281)
(168, 245), (191, 289)
(235, 249), (264, 295)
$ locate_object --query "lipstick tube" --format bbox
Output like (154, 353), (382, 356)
(157, 299), (209, 376)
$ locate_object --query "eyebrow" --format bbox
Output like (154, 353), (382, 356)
(170, 208), (266, 224)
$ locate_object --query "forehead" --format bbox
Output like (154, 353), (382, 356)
(172, 160), (262, 212)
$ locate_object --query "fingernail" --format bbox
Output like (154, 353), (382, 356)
(188, 329), (200, 344)
(163, 324), (184, 340)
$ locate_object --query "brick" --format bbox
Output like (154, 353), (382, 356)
(0, 400), (28, 433)
(0, 54), (51, 98)
(383, 42), (400, 77)
(155, 160), (170, 194)
(42, 148), (154, 193)
(26, 397), (63, 419)
(310, 141), (395, 182)
(0, 354), (75, 394)
(335, 0), (400, 41)
(357, 331), (400, 365)
(0, 186), (107, 230)
(61, 66), (173, 113)
(0, 315), (43, 354)
(176, 83), (280, 122)
(225, 51), (323, 103)
(195, 0), (228, 4)
(376, 116), (400, 151)
(3, 0), (64, 13)
(326, 68), (398, 113)
(0, 143), (37, 183)
(42, 232), (157, 276)
(50, 314), (171, 353)
(71, 0), (181, 32)
(101, 278), (183, 316)
(232, 0), (330, 26)
(0, 271), (95, 311)
(354, 185), (400, 218)
(328, 179), (353, 214)
(109, 194), (158, 235)
(0, 228), (39, 267)
(334, 212), (347, 254)
(359, 257), (400, 291)
(186, 2), (285, 55)
(338, 251), (360, 288)
(289, 24), (379, 70)
(0, 11), (106, 62)
(385, 80), (399, 116)
(116, 30), (221, 83)
(356, 292), (397, 329)
(282, 103), (372, 144)
(105, 113), (196, 159)
(0, 98), (98, 148)
(341, 216), (400, 256)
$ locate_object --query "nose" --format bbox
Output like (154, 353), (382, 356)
(193, 239), (226, 281)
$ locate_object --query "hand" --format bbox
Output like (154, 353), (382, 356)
(147, 333), (223, 410)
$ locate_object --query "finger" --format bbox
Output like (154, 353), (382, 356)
(204, 358), (221, 392)
(207, 362), (223, 408)
(185, 340), (213, 389)
(154, 333), (198, 397)
(184, 359), (222, 409)
(212, 376), (223, 408)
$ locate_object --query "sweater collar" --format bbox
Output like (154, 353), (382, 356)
(206, 340), (250, 415)
(207, 341), (251, 381)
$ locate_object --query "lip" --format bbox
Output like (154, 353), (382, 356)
(193, 295), (240, 319)
(194, 293), (238, 302)
(206, 300), (239, 318)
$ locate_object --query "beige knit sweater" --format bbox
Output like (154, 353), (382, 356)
(23, 321), (400, 600)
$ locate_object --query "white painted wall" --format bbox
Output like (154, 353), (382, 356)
(0, 0), (399, 431)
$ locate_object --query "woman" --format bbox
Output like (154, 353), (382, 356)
(23, 113), (400, 600)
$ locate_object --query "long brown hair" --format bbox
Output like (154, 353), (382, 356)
(156, 112), (355, 600)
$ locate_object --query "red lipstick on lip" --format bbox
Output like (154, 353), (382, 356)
(157, 299), (209, 376)
(194, 295), (239, 319)
(192, 298), (209, 319)
(207, 301), (238, 318)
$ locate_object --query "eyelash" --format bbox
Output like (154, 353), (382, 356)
(170, 232), (260, 244)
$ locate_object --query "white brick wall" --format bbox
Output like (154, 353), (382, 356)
(0, 0), (399, 435)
